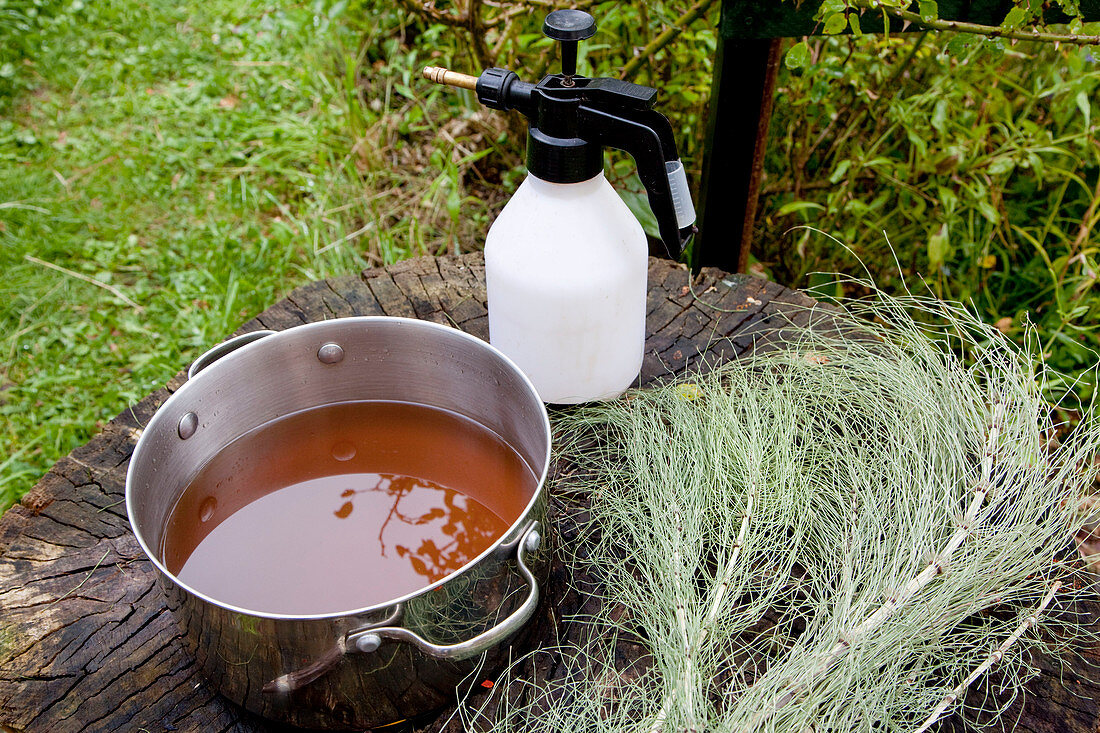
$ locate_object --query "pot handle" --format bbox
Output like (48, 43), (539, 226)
(262, 605), (403, 695)
(347, 521), (542, 661)
(187, 330), (276, 380)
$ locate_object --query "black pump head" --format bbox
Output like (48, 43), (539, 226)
(542, 9), (597, 79)
(465, 10), (696, 256)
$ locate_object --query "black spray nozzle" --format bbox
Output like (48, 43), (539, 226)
(475, 68), (535, 114)
(422, 10), (697, 256)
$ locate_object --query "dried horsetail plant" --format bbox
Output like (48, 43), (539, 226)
(456, 286), (1100, 733)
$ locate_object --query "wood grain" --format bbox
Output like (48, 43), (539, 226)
(1, 253), (1094, 732)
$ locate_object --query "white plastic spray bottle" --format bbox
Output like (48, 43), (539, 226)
(424, 9), (696, 403)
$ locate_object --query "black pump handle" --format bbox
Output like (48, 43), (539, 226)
(543, 9), (597, 77)
(578, 105), (692, 257)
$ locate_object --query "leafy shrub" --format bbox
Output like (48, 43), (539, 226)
(374, 5), (1097, 399)
(759, 33), (1099, 401)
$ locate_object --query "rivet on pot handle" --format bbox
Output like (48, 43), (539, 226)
(262, 605), (403, 695)
(187, 330), (277, 380)
(348, 521), (542, 661)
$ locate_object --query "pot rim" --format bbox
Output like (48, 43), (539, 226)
(125, 316), (552, 622)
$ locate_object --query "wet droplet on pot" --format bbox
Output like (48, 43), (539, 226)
(332, 441), (356, 461)
(341, 488), (355, 498)
(199, 497), (217, 523)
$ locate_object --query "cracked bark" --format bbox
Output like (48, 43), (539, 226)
(1, 253), (1095, 732)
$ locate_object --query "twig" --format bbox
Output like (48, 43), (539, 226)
(467, 0), (493, 74)
(752, 402), (1005, 724)
(1071, 174), (1100, 251)
(24, 254), (142, 309)
(620, 0), (719, 81)
(491, 12), (520, 59)
(315, 221), (381, 257)
(914, 580), (1063, 733)
(52, 549), (111, 604)
(669, 506), (697, 731)
(0, 201), (50, 213)
(396, 0), (468, 27)
(496, 0), (593, 7)
(484, 3), (527, 29)
(650, 480), (757, 733)
(851, 0), (1100, 46)
(700, 481), (756, 647)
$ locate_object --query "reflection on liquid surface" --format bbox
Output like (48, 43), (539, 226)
(335, 474), (507, 584)
(162, 401), (535, 615)
(175, 471), (507, 614)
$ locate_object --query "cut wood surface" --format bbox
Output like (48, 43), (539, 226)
(0, 253), (1096, 732)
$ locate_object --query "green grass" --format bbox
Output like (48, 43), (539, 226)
(0, 0), (478, 510)
(0, 0), (719, 513)
(4, 1), (1099, 514)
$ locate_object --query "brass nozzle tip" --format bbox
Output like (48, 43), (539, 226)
(422, 66), (447, 83)
(422, 66), (479, 91)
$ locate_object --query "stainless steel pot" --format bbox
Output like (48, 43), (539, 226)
(125, 317), (551, 729)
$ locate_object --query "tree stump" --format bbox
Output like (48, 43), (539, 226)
(1, 253), (1096, 733)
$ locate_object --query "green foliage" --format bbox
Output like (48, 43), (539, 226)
(403, 1), (1098, 410)
(0, 0), (719, 510)
(2, 0), (1099, 514)
(0, 0), (64, 106)
(786, 0), (1100, 70)
(0, 0), (419, 510)
(760, 33), (1100, 402)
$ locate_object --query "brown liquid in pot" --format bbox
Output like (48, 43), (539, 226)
(161, 401), (537, 615)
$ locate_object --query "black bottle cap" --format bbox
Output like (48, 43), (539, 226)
(526, 128), (603, 183)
